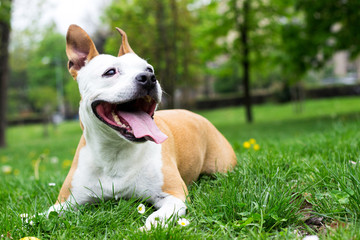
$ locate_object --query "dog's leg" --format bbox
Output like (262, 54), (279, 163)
(142, 164), (189, 230)
(55, 135), (85, 204)
(46, 135), (86, 216)
(143, 194), (187, 230)
(47, 190), (96, 216)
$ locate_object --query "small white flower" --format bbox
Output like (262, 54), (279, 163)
(303, 235), (319, 240)
(177, 218), (190, 227)
(50, 156), (59, 164)
(137, 204), (146, 214)
(2, 165), (12, 174)
(349, 160), (357, 165)
(48, 183), (56, 186)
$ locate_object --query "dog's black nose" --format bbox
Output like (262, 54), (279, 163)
(135, 72), (157, 90)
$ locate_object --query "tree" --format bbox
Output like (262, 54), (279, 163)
(103, 0), (195, 109)
(25, 26), (72, 117)
(277, 0), (360, 81)
(26, 26), (68, 89)
(219, 0), (284, 123)
(0, 0), (12, 148)
(8, 25), (77, 125)
(191, 1), (239, 95)
(294, 0), (360, 65)
(276, 0), (360, 110)
(234, 0), (253, 122)
(28, 86), (57, 137)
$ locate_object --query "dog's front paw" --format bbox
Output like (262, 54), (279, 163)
(45, 204), (63, 217)
(140, 215), (168, 231)
(140, 220), (167, 231)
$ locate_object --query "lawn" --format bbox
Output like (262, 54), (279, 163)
(1, 96), (360, 239)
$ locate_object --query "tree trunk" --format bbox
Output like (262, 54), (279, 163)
(240, 0), (253, 123)
(155, 0), (171, 109)
(291, 82), (305, 113)
(233, 0), (253, 123)
(168, 0), (178, 109)
(0, 0), (12, 148)
(154, 0), (178, 109)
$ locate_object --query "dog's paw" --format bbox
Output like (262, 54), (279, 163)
(140, 214), (169, 231)
(140, 220), (168, 231)
(45, 204), (62, 217)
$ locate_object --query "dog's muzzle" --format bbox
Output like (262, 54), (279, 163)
(91, 96), (168, 144)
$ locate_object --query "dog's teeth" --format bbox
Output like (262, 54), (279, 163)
(111, 111), (121, 125)
(111, 111), (132, 131)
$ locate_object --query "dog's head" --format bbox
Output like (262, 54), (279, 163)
(65, 24), (167, 144)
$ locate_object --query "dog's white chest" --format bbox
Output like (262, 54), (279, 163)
(71, 141), (165, 203)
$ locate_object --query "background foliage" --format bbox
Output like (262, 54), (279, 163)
(5, 0), (360, 121)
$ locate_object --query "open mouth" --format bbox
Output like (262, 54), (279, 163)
(91, 96), (168, 144)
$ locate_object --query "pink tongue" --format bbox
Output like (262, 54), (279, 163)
(118, 111), (168, 144)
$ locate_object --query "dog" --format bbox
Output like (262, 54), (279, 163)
(47, 24), (237, 230)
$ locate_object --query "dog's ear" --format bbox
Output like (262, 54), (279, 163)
(66, 24), (99, 79)
(116, 28), (134, 57)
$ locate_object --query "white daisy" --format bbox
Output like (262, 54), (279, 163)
(177, 218), (190, 227)
(137, 203), (146, 214)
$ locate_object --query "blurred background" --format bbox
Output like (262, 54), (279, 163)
(1, 0), (360, 147)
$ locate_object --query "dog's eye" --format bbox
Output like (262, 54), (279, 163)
(102, 68), (117, 77)
(146, 67), (154, 73)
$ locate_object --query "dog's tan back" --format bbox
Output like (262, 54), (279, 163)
(156, 109), (236, 182)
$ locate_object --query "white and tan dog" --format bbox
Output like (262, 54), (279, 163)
(48, 24), (237, 230)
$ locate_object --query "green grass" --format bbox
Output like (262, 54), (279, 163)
(1, 96), (360, 239)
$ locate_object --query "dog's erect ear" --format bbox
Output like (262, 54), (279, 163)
(116, 28), (134, 57)
(66, 24), (99, 79)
